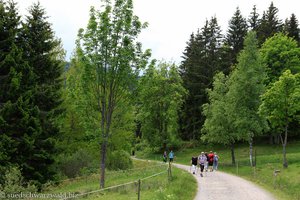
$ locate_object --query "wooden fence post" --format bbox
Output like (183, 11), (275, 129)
(137, 179), (141, 200)
(168, 162), (172, 181)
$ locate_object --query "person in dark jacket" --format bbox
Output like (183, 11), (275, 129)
(208, 151), (215, 172)
(191, 156), (198, 174)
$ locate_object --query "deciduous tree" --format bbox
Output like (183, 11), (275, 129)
(77, 0), (150, 188)
(259, 70), (300, 168)
(139, 62), (186, 150)
(226, 31), (267, 166)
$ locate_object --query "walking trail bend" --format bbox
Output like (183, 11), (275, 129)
(174, 163), (276, 200)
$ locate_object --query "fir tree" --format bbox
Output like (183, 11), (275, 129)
(284, 14), (300, 45)
(225, 7), (248, 66)
(19, 2), (64, 184)
(0, 0), (38, 184)
(248, 5), (260, 31)
(257, 2), (283, 45)
(180, 17), (224, 140)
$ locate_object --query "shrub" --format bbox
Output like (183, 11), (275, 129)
(0, 167), (37, 199)
(107, 150), (133, 170)
(168, 137), (183, 151)
(58, 149), (95, 178)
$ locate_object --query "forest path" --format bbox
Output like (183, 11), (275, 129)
(174, 163), (276, 200)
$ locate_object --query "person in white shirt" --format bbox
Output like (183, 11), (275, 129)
(198, 152), (207, 177)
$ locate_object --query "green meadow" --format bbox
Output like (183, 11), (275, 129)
(41, 159), (196, 200)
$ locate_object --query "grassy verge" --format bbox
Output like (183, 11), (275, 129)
(42, 159), (196, 200)
(136, 140), (300, 200)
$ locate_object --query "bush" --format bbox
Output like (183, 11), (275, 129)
(58, 149), (96, 178)
(168, 138), (183, 151)
(0, 167), (37, 199)
(107, 150), (133, 170)
(135, 139), (149, 152)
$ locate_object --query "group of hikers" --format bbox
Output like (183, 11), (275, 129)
(191, 151), (219, 177)
(163, 150), (174, 163)
(162, 150), (219, 177)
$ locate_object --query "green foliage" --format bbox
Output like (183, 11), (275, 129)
(0, 0), (43, 185)
(248, 5), (260, 31)
(283, 14), (300, 45)
(107, 150), (133, 170)
(202, 72), (234, 145)
(203, 31), (267, 145)
(226, 7), (248, 65)
(0, 167), (37, 198)
(18, 2), (64, 184)
(57, 149), (97, 178)
(180, 17), (225, 140)
(138, 62), (186, 150)
(259, 70), (300, 132)
(260, 33), (300, 84)
(259, 70), (300, 168)
(76, 0), (150, 187)
(257, 2), (283, 45)
(226, 31), (267, 141)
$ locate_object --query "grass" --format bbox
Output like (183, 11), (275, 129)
(136, 140), (300, 200)
(42, 159), (197, 200)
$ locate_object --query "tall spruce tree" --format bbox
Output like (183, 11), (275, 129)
(284, 14), (300, 45)
(180, 17), (224, 140)
(257, 2), (283, 45)
(19, 2), (64, 184)
(0, 0), (22, 179)
(225, 7), (248, 66)
(179, 32), (200, 140)
(248, 5), (260, 31)
(0, 0), (39, 184)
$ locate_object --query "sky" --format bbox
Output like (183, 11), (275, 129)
(15, 0), (299, 64)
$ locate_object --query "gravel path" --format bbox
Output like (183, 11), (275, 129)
(173, 163), (276, 200)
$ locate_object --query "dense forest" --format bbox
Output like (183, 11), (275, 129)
(0, 0), (300, 191)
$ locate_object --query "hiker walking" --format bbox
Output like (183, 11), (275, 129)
(213, 152), (219, 171)
(169, 150), (174, 162)
(163, 151), (167, 163)
(208, 151), (215, 172)
(198, 152), (207, 177)
(204, 152), (208, 172)
(191, 156), (198, 174)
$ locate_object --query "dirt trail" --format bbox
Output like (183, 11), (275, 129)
(174, 163), (276, 200)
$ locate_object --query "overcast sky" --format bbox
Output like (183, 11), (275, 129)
(15, 0), (299, 64)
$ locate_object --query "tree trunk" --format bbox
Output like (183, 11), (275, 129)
(249, 136), (253, 167)
(282, 123), (288, 168)
(231, 143), (235, 165)
(100, 139), (107, 188)
(269, 134), (274, 145)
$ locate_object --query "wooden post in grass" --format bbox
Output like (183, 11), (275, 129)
(168, 161), (172, 181)
(236, 160), (239, 175)
(273, 170), (280, 189)
(254, 149), (257, 167)
(137, 179), (141, 200)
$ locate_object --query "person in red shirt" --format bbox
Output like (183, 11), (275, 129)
(208, 151), (215, 172)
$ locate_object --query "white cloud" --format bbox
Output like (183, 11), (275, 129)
(14, 0), (300, 63)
